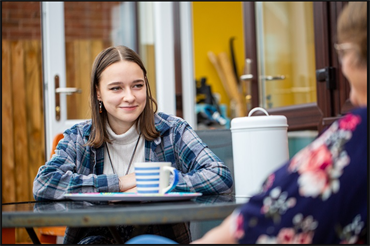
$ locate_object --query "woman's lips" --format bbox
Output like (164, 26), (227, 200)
(120, 105), (137, 111)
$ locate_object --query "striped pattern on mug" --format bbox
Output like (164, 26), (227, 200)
(135, 167), (161, 194)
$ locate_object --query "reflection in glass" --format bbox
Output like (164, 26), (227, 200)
(256, 2), (317, 109)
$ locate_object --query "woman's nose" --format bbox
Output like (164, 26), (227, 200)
(123, 89), (135, 102)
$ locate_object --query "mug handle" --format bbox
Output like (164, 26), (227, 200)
(163, 166), (179, 194)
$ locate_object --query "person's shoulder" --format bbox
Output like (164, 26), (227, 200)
(64, 120), (93, 137)
(156, 112), (185, 122)
(340, 107), (367, 129)
(349, 106), (367, 118)
(155, 112), (187, 131)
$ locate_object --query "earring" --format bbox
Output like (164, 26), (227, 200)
(99, 101), (102, 113)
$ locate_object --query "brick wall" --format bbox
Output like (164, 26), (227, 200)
(2, 1), (119, 41)
(2, 2), (41, 40)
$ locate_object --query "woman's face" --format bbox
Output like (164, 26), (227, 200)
(97, 60), (147, 134)
(340, 45), (367, 107)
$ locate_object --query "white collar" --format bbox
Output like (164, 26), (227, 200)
(106, 123), (140, 145)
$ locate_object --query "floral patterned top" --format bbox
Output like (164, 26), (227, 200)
(231, 107), (367, 244)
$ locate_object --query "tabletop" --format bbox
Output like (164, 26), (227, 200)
(2, 194), (245, 228)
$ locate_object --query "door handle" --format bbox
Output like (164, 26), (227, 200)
(54, 75), (82, 121)
(261, 75), (285, 81)
(240, 74), (253, 81)
(55, 87), (82, 95)
(240, 58), (253, 81)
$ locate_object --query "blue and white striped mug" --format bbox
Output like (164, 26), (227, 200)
(134, 162), (179, 194)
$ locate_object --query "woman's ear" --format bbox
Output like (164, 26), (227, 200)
(96, 86), (101, 101)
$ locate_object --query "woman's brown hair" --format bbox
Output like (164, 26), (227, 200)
(87, 45), (160, 148)
(337, 2), (367, 67)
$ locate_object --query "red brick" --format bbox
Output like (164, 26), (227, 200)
(2, 1), (119, 40)
(2, 2), (23, 10)
(8, 10), (33, 20)
(20, 20), (41, 30)
(2, 20), (20, 28)
(16, 2), (40, 10)
(2, 31), (9, 39)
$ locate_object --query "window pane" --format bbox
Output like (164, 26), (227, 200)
(256, 2), (317, 109)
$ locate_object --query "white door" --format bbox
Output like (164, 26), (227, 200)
(41, 2), (85, 158)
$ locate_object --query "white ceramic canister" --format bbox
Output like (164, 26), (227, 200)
(231, 107), (289, 199)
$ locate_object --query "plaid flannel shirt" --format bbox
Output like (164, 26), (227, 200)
(33, 112), (234, 243)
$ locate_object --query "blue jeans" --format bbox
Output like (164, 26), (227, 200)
(126, 234), (178, 244)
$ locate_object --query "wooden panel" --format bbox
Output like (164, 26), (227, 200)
(88, 40), (104, 118)
(91, 39), (103, 60)
(2, 38), (107, 243)
(66, 40), (77, 119)
(11, 40), (30, 202)
(10, 40), (33, 243)
(24, 40), (44, 197)
(77, 40), (92, 119)
(145, 44), (157, 103)
(67, 40), (94, 120)
(73, 40), (82, 119)
(2, 40), (16, 204)
(89, 39), (104, 115)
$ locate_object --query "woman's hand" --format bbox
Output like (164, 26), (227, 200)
(118, 172), (136, 192)
(125, 187), (137, 193)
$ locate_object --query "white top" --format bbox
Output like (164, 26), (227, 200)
(103, 123), (145, 177)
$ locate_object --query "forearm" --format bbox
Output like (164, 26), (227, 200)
(174, 150), (234, 194)
(33, 163), (119, 200)
(174, 166), (233, 194)
(191, 214), (237, 244)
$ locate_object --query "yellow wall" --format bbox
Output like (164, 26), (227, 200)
(192, 2), (245, 113)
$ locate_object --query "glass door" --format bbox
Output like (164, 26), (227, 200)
(254, 2), (317, 109)
(242, 1), (336, 131)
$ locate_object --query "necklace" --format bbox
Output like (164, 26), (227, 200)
(105, 132), (142, 176)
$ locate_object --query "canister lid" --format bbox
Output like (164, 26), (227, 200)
(231, 107), (288, 130)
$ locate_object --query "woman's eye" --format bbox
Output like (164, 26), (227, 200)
(110, 87), (121, 91)
(133, 84), (144, 89)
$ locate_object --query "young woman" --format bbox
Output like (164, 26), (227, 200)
(33, 45), (234, 244)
